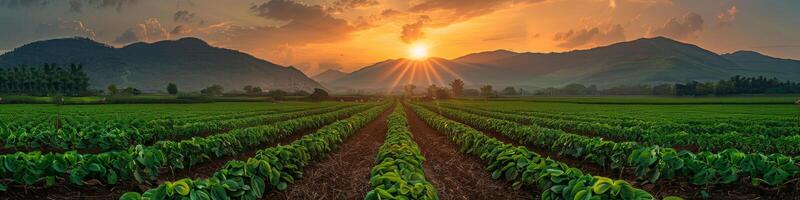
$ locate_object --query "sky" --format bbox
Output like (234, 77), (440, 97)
(1, 0), (800, 76)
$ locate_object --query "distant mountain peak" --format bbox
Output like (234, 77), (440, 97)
(0, 37), (322, 92)
(123, 37), (211, 50)
(312, 68), (349, 84)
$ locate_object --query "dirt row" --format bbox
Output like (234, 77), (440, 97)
(264, 106), (394, 199)
(404, 105), (537, 200)
(439, 107), (800, 200)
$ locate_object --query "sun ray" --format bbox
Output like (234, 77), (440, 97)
(387, 61), (413, 95)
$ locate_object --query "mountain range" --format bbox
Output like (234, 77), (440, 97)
(2, 36), (798, 94)
(327, 37), (800, 92)
(0, 37), (322, 92)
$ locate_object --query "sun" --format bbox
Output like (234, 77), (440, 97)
(408, 43), (430, 60)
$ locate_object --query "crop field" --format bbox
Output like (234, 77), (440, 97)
(0, 98), (798, 200)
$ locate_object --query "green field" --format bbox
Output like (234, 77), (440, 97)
(1, 97), (798, 200)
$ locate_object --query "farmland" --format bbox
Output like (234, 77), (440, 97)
(0, 98), (798, 200)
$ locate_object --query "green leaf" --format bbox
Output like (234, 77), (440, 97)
(574, 189), (591, 200)
(276, 182), (288, 191)
(119, 192), (142, 200)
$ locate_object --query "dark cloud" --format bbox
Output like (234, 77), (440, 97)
(35, 20), (97, 38)
(408, 0), (545, 25)
(173, 10), (195, 22)
(0, 0), (53, 9)
(215, 0), (357, 49)
(380, 9), (403, 18)
(647, 12), (703, 40)
(67, 0), (138, 12)
(401, 20), (425, 44)
(114, 18), (169, 44)
(170, 25), (192, 35)
(327, 0), (378, 13)
(0, 0), (138, 12)
(554, 24), (625, 48)
(717, 6), (737, 26)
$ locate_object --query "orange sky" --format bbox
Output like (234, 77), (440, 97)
(2, 0), (800, 76)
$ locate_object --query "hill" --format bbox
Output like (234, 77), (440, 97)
(311, 69), (349, 84)
(0, 37), (323, 92)
(331, 37), (800, 92)
(328, 57), (524, 92)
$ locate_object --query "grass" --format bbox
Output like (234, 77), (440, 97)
(466, 95), (800, 104)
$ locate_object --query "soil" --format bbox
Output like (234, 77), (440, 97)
(264, 106), (393, 200)
(403, 105), (537, 200)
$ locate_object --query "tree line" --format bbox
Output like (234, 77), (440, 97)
(535, 75), (800, 96)
(0, 64), (89, 96)
(675, 75), (800, 96)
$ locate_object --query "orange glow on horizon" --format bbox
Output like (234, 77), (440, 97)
(408, 43), (430, 60)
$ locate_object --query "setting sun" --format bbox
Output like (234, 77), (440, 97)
(408, 43), (430, 60)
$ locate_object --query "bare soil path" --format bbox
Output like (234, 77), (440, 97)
(403, 105), (537, 200)
(264, 106), (393, 200)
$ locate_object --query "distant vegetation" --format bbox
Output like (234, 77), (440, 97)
(535, 75), (800, 96)
(0, 64), (90, 96)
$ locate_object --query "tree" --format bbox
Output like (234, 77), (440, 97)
(404, 84), (416, 96)
(201, 85), (224, 96)
(167, 83), (178, 95)
(427, 85), (439, 98)
(121, 87), (141, 96)
(652, 84), (673, 95)
(267, 89), (288, 99)
(310, 88), (329, 101)
(449, 79), (464, 97)
(107, 84), (119, 96)
(502, 86), (517, 96)
(463, 89), (480, 96)
(480, 85), (493, 96)
(243, 85), (263, 95)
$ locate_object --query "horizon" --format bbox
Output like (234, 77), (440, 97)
(4, 35), (791, 76)
(2, 0), (800, 76)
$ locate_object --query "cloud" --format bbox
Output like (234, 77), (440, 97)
(0, 0), (138, 12)
(170, 25), (192, 35)
(67, 0), (138, 12)
(381, 9), (403, 18)
(553, 24), (626, 48)
(647, 12), (703, 40)
(717, 6), (737, 26)
(35, 19), (97, 38)
(211, 0), (357, 50)
(401, 20), (425, 44)
(0, 0), (53, 9)
(408, 0), (544, 25)
(173, 10), (195, 22)
(114, 18), (170, 44)
(327, 0), (378, 13)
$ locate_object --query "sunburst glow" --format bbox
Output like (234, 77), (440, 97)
(408, 43), (430, 60)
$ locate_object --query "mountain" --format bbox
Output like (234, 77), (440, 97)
(333, 37), (800, 91)
(311, 69), (349, 84)
(722, 50), (800, 81)
(328, 57), (525, 91)
(0, 37), (323, 92)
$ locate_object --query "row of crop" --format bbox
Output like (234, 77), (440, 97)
(442, 103), (800, 155)
(0, 104), (352, 151)
(409, 103), (659, 200)
(365, 103), (438, 200)
(424, 103), (800, 191)
(119, 101), (391, 200)
(510, 109), (800, 138)
(0, 103), (376, 190)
